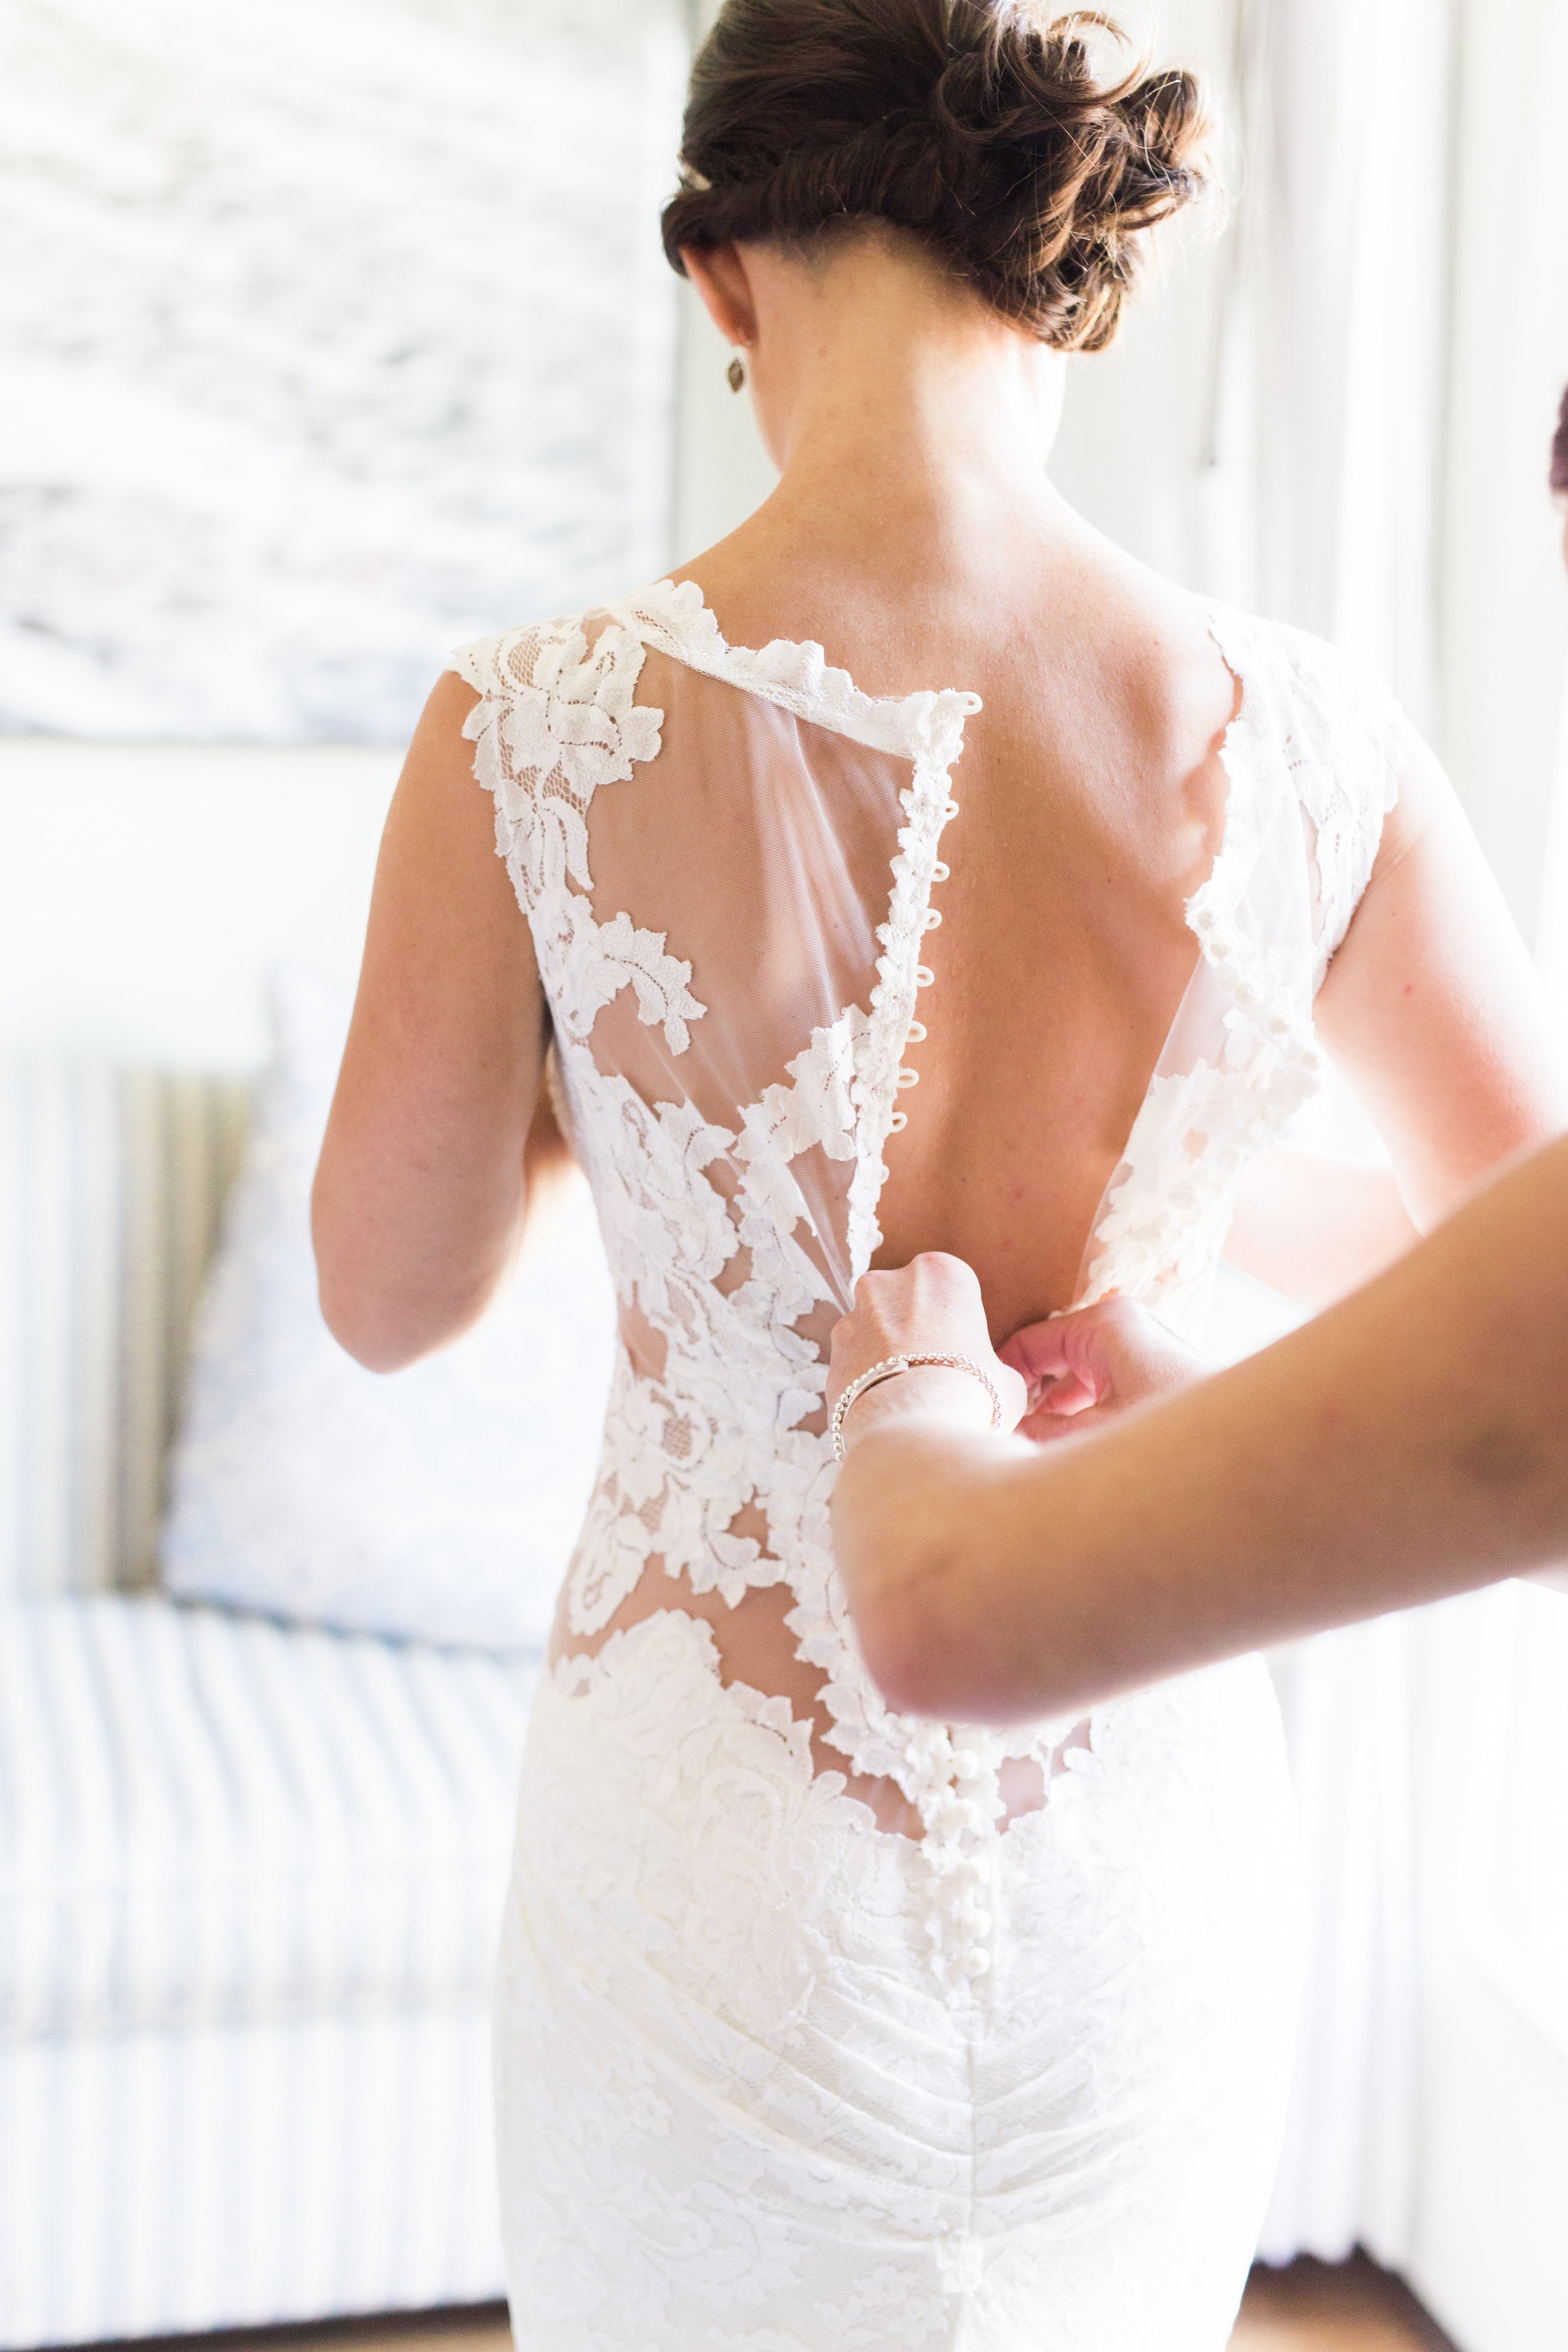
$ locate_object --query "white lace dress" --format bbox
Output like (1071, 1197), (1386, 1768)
(449, 580), (1399, 2352)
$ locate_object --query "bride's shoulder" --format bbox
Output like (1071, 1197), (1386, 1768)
(1076, 553), (1391, 729)
(443, 589), (669, 700)
(1203, 598), (1401, 727)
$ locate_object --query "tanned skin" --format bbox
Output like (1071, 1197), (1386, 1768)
(828, 1137), (1568, 1725)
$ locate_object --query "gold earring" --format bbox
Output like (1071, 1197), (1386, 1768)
(727, 354), (746, 394)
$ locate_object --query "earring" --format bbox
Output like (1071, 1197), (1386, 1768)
(726, 353), (746, 394)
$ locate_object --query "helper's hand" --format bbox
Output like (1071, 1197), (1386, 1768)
(827, 1254), (1027, 1453)
(999, 1296), (1210, 1444)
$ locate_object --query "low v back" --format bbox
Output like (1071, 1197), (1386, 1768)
(451, 575), (1399, 1860)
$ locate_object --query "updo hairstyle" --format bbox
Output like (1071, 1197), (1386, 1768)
(661, 0), (1210, 353)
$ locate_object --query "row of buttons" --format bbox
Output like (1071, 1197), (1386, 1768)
(902, 1727), (1002, 1989)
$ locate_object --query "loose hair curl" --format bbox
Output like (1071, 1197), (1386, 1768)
(661, 0), (1210, 353)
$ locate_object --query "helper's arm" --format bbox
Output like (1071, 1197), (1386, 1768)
(829, 1133), (1568, 1725)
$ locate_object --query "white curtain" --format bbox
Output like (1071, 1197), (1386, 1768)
(1257, 1623), (1420, 2266)
(1203, 0), (1568, 2287)
(1440, 0), (1568, 947)
(1214, 0), (1448, 722)
(1205, 1249), (1423, 2270)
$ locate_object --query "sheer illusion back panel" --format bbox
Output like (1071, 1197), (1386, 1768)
(541, 638), (1009, 1835)
(580, 644), (912, 1333)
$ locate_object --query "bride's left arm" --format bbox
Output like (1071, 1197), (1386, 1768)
(1227, 719), (1565, 1300)
(312, 672), (569, 1372)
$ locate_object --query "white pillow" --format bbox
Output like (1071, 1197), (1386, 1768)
(161, 967), (616, 1651)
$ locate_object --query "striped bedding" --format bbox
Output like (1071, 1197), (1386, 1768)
(0, 1596), (534, 2343)
(0, 1061), (544, 2339)
(0, 1060), (249, 1598)
(0, 1596), (536, 2038)
(0, 1063), (552, 2333)
(0, 2011), (507, 2343)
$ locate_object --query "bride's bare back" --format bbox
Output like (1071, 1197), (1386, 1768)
(687, 514), (1237, 1337)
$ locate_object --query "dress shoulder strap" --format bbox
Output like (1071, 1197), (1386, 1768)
(1211, 608), (1403, 991)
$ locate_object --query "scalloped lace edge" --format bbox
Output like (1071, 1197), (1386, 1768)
(1075, 608), (1330, 1312)
(611, 576), (981, 768)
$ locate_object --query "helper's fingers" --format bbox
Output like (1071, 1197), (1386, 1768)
(997, 1317), (1076, 1399)
(1017, 1394), (1121, 1447)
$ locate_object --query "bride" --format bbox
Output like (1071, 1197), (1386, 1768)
(312, 2), (1562, 2344)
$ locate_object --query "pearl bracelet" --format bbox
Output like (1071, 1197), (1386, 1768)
(830, 1352), (1002, 1463)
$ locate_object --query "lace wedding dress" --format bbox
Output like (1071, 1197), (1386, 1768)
(450, 580), (1399, 2351)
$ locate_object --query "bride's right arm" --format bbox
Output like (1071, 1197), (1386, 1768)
(1222, 1145), (1419, 1310)
(1286, 717), (1565, 1242)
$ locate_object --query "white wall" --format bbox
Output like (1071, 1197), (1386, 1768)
(0, 743), (395, 1067)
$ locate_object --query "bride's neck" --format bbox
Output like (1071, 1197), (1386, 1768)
(745, 243), (1071, 563)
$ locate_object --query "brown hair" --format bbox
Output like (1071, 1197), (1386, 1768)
(1552, 384), (1568, 497)
(660, 0), (1210, 353)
